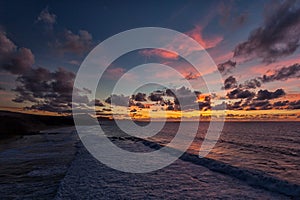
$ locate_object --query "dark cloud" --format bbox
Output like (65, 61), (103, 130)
(239, 78), (261, 89)
(82, 87), (92, 94)
(226, 100), (243, 110)
(150, 87), (204, 110)
(105, 94), (129, 107)
(233, 0), (300, 63)
(36, 7), (56, 29)
(54, 30), (93, 55)
(135, 102), (145, 108)
(148, 91), (163, 101)
(273, 100), (289, 108)
(12, 67), (80, 113)
(103, 87), (201, 110)
(227, 88), (255, 99)
(248, 100), (272, 110)
(177, 89), (209, 110)
(169, 86), (200, 110)
(256, 89), (285, 100)
(224, 63), (299, 91)
(198, 99), (211, 111)
(225, 89), (290, 110)
(212, 101), (227, 110)
(0, 28), (97, 113)
(260, 63), (300, 82)
(88, 99), (104, 107)
(0, 31), (34, 74)
(224, 76), (238, 89)
(184, 72), (201, 80)
(11, 66), (95, 113)
(288, 100), (300, 109)
(131, 92), (147, 101)
(217, 60), (236, 75)
(237, 63), (300, 90)
(28, 103), (72, 113)
(166, 105), (174, 110)
(166, 88), (175, 97)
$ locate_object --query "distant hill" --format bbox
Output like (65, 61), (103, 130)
(0, 111), (74, 139)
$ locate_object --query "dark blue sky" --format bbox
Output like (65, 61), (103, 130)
(0, 0), (263, 71)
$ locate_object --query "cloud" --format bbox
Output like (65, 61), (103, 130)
(224, 76), (238, 89)
(273, 100), (289, 108)
(186, 25), (223, 49)
(288, 100), (300, 109)
(166, 86), (202, 110)
(148, 91), (164, 101)
(226, 100), (243, 110)
(227, 88), (255, 99)
(225, 88), (290, 110)
(236, 63), (300, 90)
(0, 28), (100, 113)
(13, 67), (73, 111)
(234, 0), (300, 63)
(82, 87), (92, 94)
(217, 60), (236, 75)
(54, 29), (93, 55)
(183, 72), (201, 80)
(11, 66), (93, 113)
(139, 49), (179, 60)
(88, 99), (104, 107)
(105, 94), (130, 107)
(212, 101), (227, 110)
(256, 89), (286, 100)
(131, 92), (147, 101)
(0, 31), (34, 74)
(37, 7), (56, 29)
(248, 100), (272, 110)
(139, 26), (223, 61)
(239, 78), (261, 89)
(260, 63), (300, 82)
(68, 60), (81, 66)
(104, 67), (125, 80)
(198, 97), (211, 110)
(119, 87), (204, 111)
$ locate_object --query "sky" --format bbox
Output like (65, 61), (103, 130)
(0, 0), (299, 120)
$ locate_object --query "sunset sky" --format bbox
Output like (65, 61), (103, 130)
(0, 0), (299, 120)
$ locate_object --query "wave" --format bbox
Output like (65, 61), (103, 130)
(128, 137), (300, 198)
(218, 139), (300, 157)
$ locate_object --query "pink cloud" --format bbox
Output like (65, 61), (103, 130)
(213, 51), (234, 64)
(139, 26), (223, 60)
(139, 49), (179, 60)
(249, 57), (300, 75)
(104, 67), (125, 79)
(185, 26), (223, 49)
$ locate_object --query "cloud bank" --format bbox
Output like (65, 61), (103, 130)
(233, 0), (300, 63)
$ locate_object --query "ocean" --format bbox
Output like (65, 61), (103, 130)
(0, 121), (300, 199)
